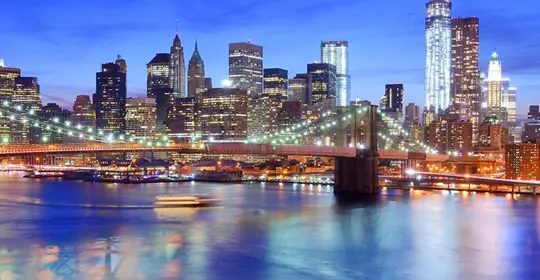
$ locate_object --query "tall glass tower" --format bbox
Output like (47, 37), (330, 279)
(425, 0), (452, 112)
(321, 41), (349, 107)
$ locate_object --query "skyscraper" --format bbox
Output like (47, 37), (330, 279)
(167, 97), (198, 141)
(95, 62), (127, 134)
(72, 95), (95, 128)
(115, 55), (127, 73)
(248, 95), (280, 138)
(187, 42), (207, 100)
(11, 77), (42, 144)
(229, 42), (263, 97)
(451, 17), (480, 132)
(39, 103), (71, 144)
(321, 41), (350, 107)
(425, 0), (452, 112)
(288, 74), (312, 104)
(486, 51), (502, 109)
(263, 68), (288, 101)
(405, 103), (420, 123)
(126, 98), (157, 141)
(147, 53), (172, 130)
(502, 79), (517, 122)
(0, 63), (21, 141)
(381, 84), (404, 113)
(307, 63), (337, 105)
(199, 88), (248, 141)
(169, 32), (186, 97)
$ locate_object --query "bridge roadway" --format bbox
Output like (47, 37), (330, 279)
(0, 143), (449, 161)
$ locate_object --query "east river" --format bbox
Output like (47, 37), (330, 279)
(0, 173), (539, 279)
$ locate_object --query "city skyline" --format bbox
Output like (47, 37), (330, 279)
(1, 0), (539, 115)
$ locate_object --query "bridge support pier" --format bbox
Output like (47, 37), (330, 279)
(334, 150), (379, 195)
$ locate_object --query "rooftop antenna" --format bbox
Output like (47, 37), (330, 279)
(175, 19), (179, 34)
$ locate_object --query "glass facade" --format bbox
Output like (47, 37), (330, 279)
(11, 77), (42, 144)
(288, 74), (311, 104)
(502, 79), (517, 122)
(321, 41), (349, 107)
(263, 68), (288, 102)
(0, 65), (21, 141)
(425, 0), (452, 112)
(147, 53), (173, 130)
(307, 63), (336, 105)
(95, 63), (127, 134)
(167, 97), (197, 141)
(169, 34), (186, 97)
(229, 42), (263, 97)
(248, 95), (280, 138)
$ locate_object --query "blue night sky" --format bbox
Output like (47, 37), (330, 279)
(1, 0), (539, 116)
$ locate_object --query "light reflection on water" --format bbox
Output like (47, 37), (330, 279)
(0, 174), (539, 279)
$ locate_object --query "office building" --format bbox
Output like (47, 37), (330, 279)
(147, 53), (173, 130)
(38, 103), (71, 144)
(187, 42), (208, 100)
(199, 88), (248, 141)
(10, 77), (42, 144)
(529, 106), (540, 121)
(288, 74), (311, 104)
(167, 97), (198, 141)
(428, 118), (473, 154)
(321, 41), (350, 106)
(477, 117), (507, 150)
(126, 98), (157, 141)
(72, 95), (95, 127)
(405, 103), (420, 123)
(451, 17), (481, 136)
(263, 68), (288, 102)
(523, 122), (540, 143)
(94, 62), (127, 134)
(115, 55), (127, 73)
(425, 0), (452, 112)
(169, 32), (186, 97)
(279, 101), (302, 127)
(501, 79), (517, 122)
(381, 84), (404, 113)
(307, 63), (336, 104)
(505, 143), (540, 180)
(248, 95), (280, 138)
(0, 63), (21, 141)
(486, 51), (502, 109)
(229, 42), (263, 97)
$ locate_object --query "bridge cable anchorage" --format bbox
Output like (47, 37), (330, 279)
(0, 101), (170, 146)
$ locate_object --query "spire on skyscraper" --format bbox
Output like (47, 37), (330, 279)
(491, 49), (500, 61)
(190, 41), (202, 62)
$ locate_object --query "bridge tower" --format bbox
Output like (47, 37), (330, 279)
(334, 105), (379, 196)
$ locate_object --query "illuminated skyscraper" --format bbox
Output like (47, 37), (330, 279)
(11, 77), (42, 144)
(486, 51), (502, 109)
(321, 41), (350, 107)
(307, 63), (336, 105)
(0, 63), (20, 141)
(72, 95), (95, 128)
(187, 42), (207, 100)
(425, 0), (452, 112)
(95, 62), (127, 134)
(229, 42), (263, 97)
(199, 88), (248, 141)
(451, 17), (480, 135)
(248, 95), (280, 138)
(263, 68), (288, 101)
(115, 55), (127, 74)
(126, 98), (157, 141)
(381, 84), (404, 113)
(39, 103), (71, 144)
(501, 79), (517, 122)
(506, 143), (540, 180)
(288, 74), (311, 104)
(169, 32), (185, 97)
(147, 53), (172, 130)
(167, 97), (198, 141)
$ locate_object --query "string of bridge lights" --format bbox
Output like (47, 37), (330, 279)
(0, 101), (171, 146)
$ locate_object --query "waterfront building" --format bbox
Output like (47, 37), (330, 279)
(187, 42), (207, 100)
(451, 17), (481, 137)
(263, 68), (288, 102)
(147, 53), (173, 130)
(229, 42), (263, 97)
(94, 62), (127, 134)
(321, 41), (350, 106)
(199, 88), (248, 141)
(505, 143), (540, 180)
(428, 118), (473, 154)
(126, 98), (157, 141)
(425, 0), (452, 112)
(169, 32), (186, 97)
(307, 63), (336, 105)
